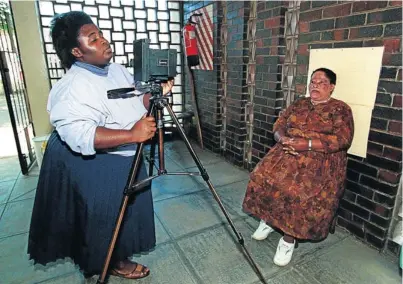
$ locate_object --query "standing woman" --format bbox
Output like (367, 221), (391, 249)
(28, 11), (173, 279)
(243, 68), (354, 266)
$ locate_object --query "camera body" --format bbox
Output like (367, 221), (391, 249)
(132, 39), (177, 82)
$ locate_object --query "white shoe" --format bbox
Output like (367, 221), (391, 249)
(273, 237), (296, 266)
(251, 220), (274, 240)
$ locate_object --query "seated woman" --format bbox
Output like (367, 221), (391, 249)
(242, 68), (354, 266)
(28, 12), (173, 279)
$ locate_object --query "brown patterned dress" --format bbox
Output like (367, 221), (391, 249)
(242, 97), (354, 240)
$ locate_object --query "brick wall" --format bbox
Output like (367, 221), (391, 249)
(184, 1), (221, 152)
(184, 0), (402, 250)
(295, 1), (402, 250)
(221, 1), (249, 166)
(251, 1), (287, 167)
(183, 1), (288, 167)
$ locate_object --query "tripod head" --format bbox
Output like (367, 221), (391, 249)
(147, 78), (164, 97)
(107, 76), (172, 102)
(145, 77), (174, 109)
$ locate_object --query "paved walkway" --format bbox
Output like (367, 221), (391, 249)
(0, 140), (401, 283)
(0, 95), (18, 158)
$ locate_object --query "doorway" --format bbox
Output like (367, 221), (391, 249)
(0, 0), (35, 174)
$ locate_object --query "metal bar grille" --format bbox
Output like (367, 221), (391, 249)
(219, 0), (228, 150)
(37, 0), (184, 124)
(243, 1), (257, 167)
(0, 1), (35, 174)
(282, 1), (300, 109)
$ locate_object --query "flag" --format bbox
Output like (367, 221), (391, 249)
(191, 4), (213, 71)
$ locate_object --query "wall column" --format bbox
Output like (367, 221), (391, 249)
(11, 1), (51, 136)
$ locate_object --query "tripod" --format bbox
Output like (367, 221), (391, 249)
(97, 81), (268, 284)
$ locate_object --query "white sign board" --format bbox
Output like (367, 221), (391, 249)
(306, 47), (384, 157)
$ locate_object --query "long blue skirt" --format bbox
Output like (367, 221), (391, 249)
(28, 131), (155, 275)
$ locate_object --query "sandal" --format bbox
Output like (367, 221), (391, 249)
(110, 260), (150, 279)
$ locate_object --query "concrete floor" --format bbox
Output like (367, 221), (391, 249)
(0, 139), (401, 284)
(0, 95), (18, 158)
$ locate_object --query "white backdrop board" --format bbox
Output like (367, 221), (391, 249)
(305, 47), (384, 157)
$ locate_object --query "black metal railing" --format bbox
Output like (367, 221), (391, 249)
(0, 1), (35, 174)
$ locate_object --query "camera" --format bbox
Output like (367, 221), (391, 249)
(132, 39), (177, 83)
(108, 39), (177, 99)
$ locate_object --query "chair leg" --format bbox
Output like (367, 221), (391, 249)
(329, 216), (337, 234)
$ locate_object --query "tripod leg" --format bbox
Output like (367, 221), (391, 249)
(163, 104), (268, 284)
(156, 108), (167, 174)
(97, 143), (146, 284)
(97, 104), (155, 284)
(97, 195), (130, 284)
(148, 137), (157, 177)
(148, 104), (158, 176)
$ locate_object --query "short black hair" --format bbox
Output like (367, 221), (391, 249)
(311, 68), (337, 85)
(50, 11), (94, 69)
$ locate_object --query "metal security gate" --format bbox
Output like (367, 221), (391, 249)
(0, 1), (35, 174)
(37, 0), (184, 125)
(281, 1), (301, 108)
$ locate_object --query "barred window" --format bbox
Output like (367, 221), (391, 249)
(37, 0), (183, 117)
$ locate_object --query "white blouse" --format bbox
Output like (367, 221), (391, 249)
(47, 63), (147, 156)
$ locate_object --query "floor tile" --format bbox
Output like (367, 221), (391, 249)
(166, 145), (222, 169)
(142, 140), (188, 157)
(295, 236), (401, 284)
(1, 262), (36, 284)
(0, 96), (18, 157)
(161, 140), (195, 154)
(0, 203), (4, 217)
(154, 191), (240, 238)
(13, 188), (37, 201)
(177, 220), (279, 284)
(151, 174), (204, 202)
(25, 259), (78, 284)
(0, 234), (31, 284)
(0, 156), (20, 182)
(0, 180), (15, 204)
(216, 180), (249, 217)
(0, 234), (77, 284)
(28, 164), (40, 177)
(144, 154), (185, 173)
(9, 175), (38, 201)
(154, 214), (171, 245)
(190, 161), (250, 189)
(0, 244), (32, 284)
(0, 232), (28, 260)
(252, 269), (320, 284)
(94, 243), (199, 284)
(39, 271), (84, 283)
(0, 199), (34, 238)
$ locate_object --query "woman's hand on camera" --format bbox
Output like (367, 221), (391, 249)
(161, 79), (174, 96)
(130, 114), (157, 143)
